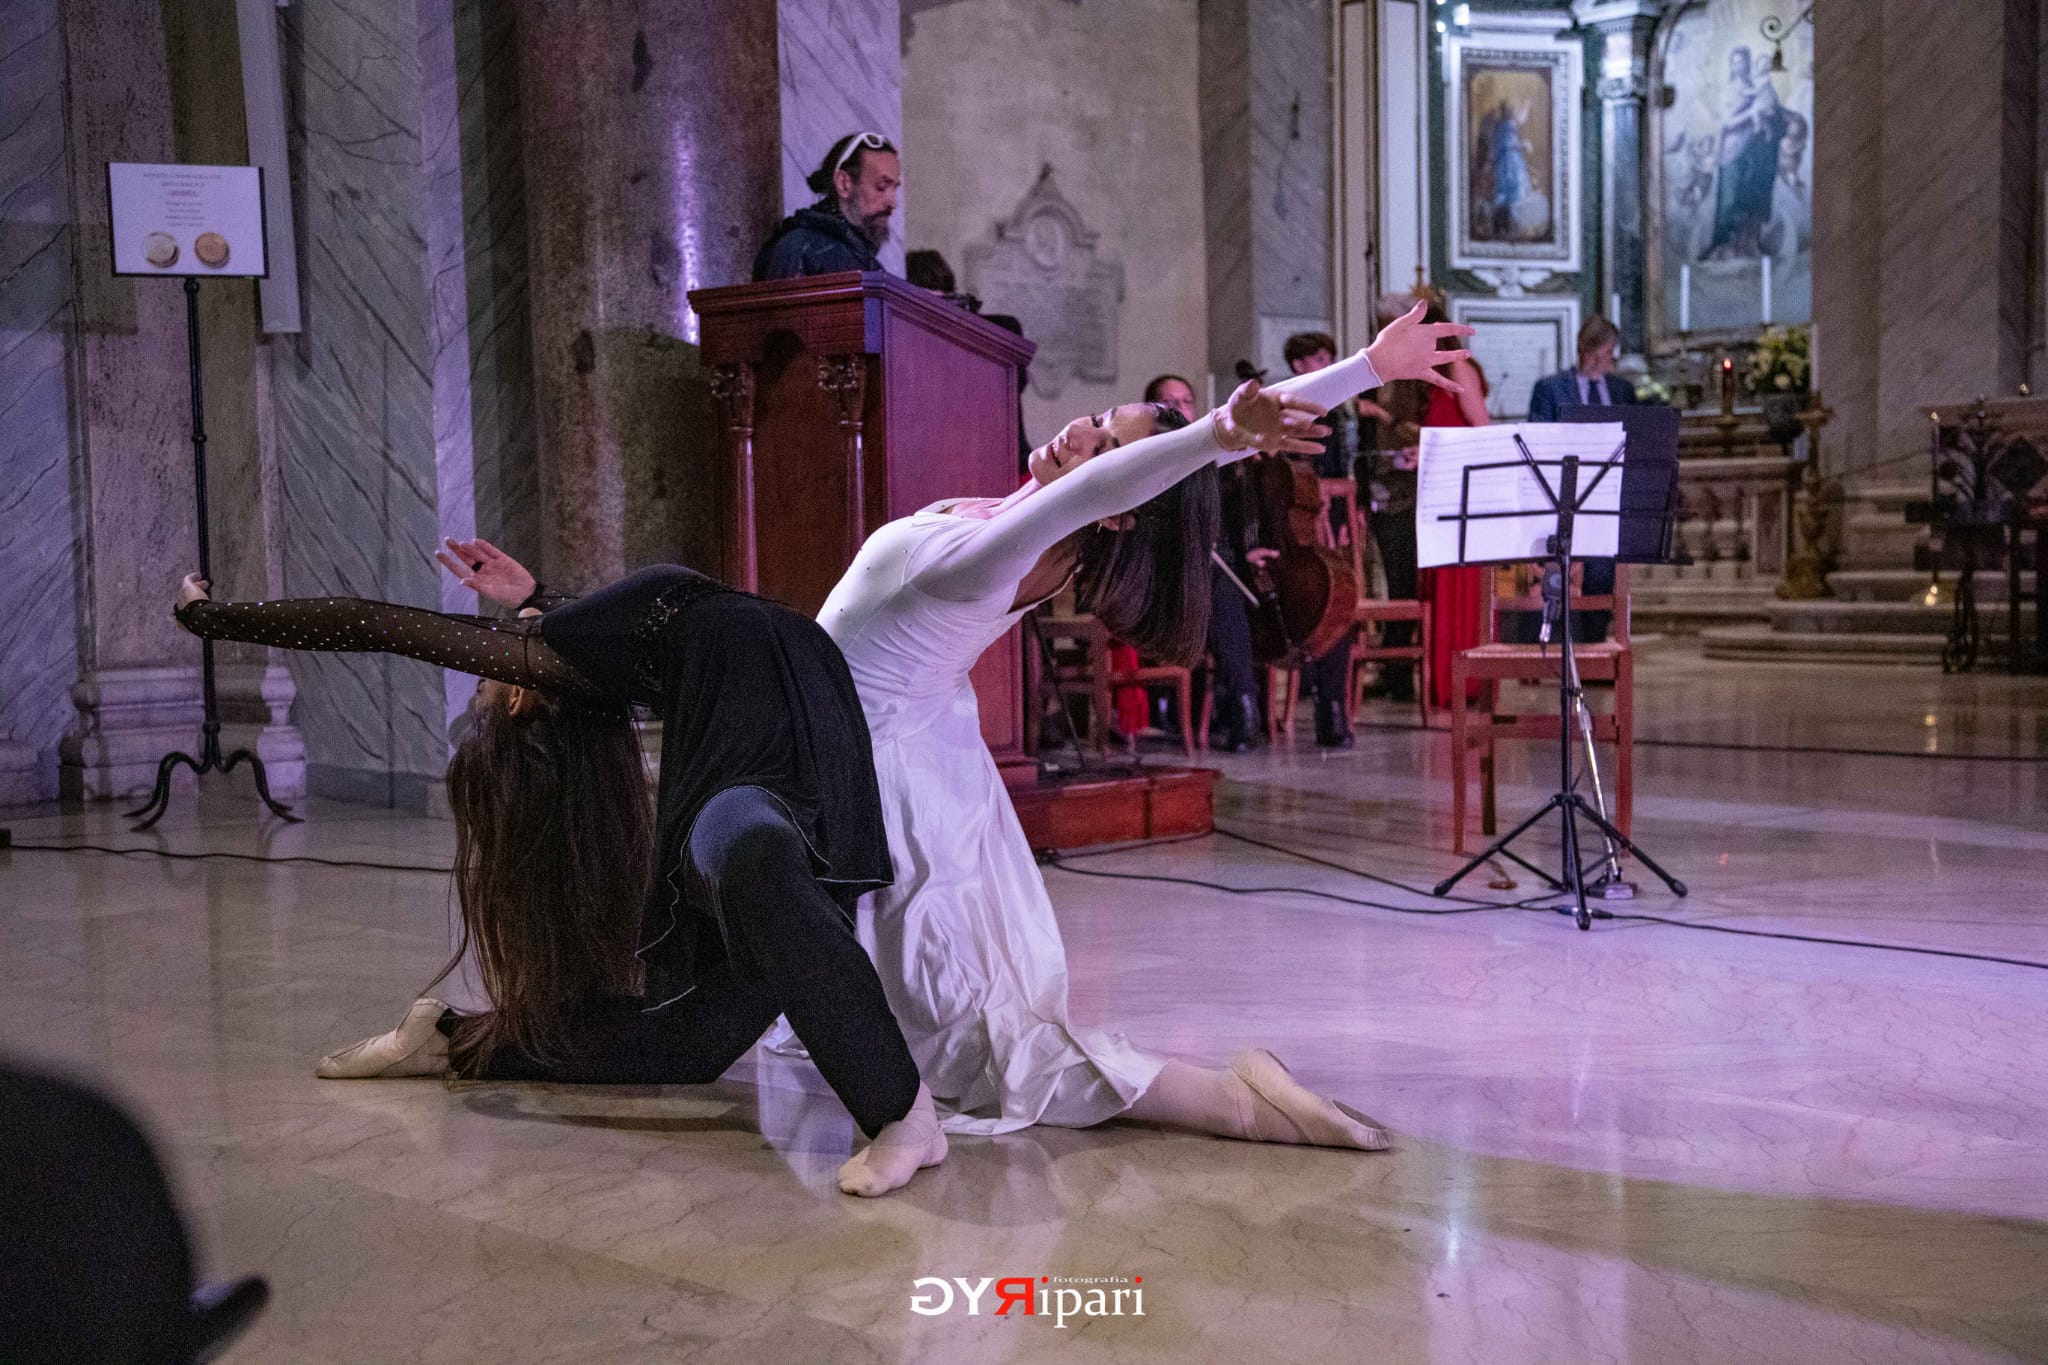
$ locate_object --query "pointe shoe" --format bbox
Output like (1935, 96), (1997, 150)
(316, 998), (451, 1079)
(837, 1083), (948, 1197)
(1229, 1048), (1390, 1151)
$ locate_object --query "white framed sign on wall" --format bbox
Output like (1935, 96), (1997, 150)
(106, 162), (268, 279)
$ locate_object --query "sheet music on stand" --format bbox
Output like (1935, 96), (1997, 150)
(1416, 422), (1627, 568)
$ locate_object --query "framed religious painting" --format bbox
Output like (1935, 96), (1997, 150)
(1446, 30), (1581, 275)
(1647, 0), (1814, 347)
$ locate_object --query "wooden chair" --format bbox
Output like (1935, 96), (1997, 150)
(1326, 480), (1431, 728)
(1029, 613), (1194, 758)
(1448, 565), (1634, 855)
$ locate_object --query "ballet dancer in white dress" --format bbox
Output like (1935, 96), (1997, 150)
(817, 302), (1472, 1144)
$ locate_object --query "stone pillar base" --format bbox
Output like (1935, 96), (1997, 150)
(59, 663), (305, 804)
(0, 737), (38, 808)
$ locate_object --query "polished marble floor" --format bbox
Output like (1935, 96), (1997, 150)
(3, 648), (2045, 1363)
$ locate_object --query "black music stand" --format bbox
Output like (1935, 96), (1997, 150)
(127, 277), (298, 830)
(1429, 432), (1686, 929)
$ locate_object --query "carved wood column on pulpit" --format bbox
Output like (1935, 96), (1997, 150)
(816, 354), (868, 564)
(709, 363), (758, 591)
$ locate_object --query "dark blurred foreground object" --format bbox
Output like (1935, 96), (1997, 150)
(0, 1061), (269, 1363)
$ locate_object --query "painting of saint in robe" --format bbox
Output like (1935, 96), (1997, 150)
(1466, 64), (1554, 245)
(1705, 46), (1787, 259)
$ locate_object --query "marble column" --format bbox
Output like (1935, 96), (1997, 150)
(263, 0), (535, 808)
(53, 0), (208, 803)
(1815, 0), (2038, 475)
(1200, 0), (1333, 380)
(1578, 1), (1659, 356)
(513, 1), (783, 590)
(0, 0), (82, 802)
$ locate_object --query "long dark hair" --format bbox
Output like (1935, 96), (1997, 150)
(429, 693), (655, 1075)
(1072, 403), (1220, 668)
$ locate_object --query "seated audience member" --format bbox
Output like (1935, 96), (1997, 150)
(753, 132), (899, 280)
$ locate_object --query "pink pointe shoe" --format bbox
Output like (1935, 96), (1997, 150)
(1229, 1048), (1391, 1151)
(315, 998), (451, 1079)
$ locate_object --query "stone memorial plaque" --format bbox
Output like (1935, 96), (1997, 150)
(1451, 295), (1578, 420)
(964, 166), (1123, 400)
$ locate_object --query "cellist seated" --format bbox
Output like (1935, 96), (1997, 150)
(1206, 452), (1358, 751)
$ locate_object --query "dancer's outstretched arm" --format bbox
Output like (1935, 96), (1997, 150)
(173, 574), (595, 695)
(913, 302), (1470, 603)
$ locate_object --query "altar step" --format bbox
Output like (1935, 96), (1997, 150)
(1630, 578), (1780, 635)
(1701, 593), (2018, 665)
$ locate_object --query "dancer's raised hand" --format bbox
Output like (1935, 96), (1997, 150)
(1365, 301), (1474, 393)
(437, 536), (536, 609)
(1213, 380), (1331, 455)
(177, 573), (210, 608)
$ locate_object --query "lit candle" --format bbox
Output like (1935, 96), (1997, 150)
(1720, 355), (1735, 413)
(1679, 265), (1691, 332)
(1760, 255), (1772, 323)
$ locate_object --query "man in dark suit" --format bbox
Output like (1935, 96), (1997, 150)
(1529, 314), (1637, 418)
(1523, 315), (1633, 641)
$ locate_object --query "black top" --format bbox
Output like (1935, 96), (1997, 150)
(752, 203), (883, 280)
(176, 565), (892, 1002)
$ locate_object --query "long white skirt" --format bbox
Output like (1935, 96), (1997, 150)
(859, 687), (1165, 1135)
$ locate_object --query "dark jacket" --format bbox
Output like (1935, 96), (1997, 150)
(751, 204), (883, 281)
(1527, 368), (1638, 422)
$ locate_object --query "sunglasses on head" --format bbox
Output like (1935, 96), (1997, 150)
(832, 131), (891, 175)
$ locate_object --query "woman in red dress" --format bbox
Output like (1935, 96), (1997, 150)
(1416, 302), (1492, 712)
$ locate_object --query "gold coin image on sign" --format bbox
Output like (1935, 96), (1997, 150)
(143, 232), (179, 268)
(194, 232), (230, 268)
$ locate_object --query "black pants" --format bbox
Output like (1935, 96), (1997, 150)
(470, 787), (921, 1138)
(1209, 563), (1258, 700)
(1366, 504), (1418, 691)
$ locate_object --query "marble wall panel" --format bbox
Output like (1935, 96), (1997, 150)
(779, 0), (905, 276)
(1811, 0), (1879, 474)
(273, 0), (447, 805)
(0, 0), (81, 797)
(1874, 0), (2014, 471)
(1202, 0), (1332, 380)
(451, 0), (538, 574)
(902, 0), (1208, 441)
(1247, 0), (1331, 330)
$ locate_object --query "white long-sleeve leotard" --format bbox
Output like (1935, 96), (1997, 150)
(816, 347), (1382, 1134)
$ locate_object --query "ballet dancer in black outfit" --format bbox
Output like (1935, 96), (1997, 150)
(173, 548), (943, 1197)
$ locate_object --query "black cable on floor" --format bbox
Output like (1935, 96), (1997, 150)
(5, 842), (452, 875)
(1344, 719), (2048, 764)
(1042, 853), (1555, 917)
(1059, 825), (2048, 974)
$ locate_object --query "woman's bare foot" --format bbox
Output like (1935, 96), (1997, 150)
(1228, 1048), (1389, 1151)
(315, 998), (451, 1079)
(837, 1083), (947, 1197)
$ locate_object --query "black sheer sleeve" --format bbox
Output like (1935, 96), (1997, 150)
(174, 596), (601, 697)
(517, 582), (581, 614)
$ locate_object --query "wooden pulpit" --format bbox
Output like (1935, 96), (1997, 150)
(688, 272), (1035, 761)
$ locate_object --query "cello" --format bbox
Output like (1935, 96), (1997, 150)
(1209, 360), (1358, 667)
